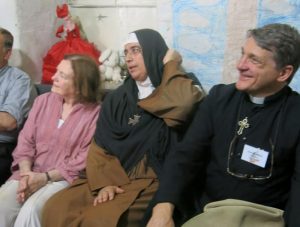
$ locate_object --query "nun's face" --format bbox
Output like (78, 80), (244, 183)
(124, 42), (147, 82)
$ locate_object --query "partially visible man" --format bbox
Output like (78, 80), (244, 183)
(147, 23), (300, 227)
(0, 27), (36, 185)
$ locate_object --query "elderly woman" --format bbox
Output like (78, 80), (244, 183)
(42, 29), (204, 227)
(0, 54), (101, 227)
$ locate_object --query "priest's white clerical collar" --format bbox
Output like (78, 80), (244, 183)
(136, 76), (154, 99)
(249, 95), (265, 105)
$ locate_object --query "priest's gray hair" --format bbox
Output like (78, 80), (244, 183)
(247, 23), (300, 82)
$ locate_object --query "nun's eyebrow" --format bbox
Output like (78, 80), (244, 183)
(124, 46), (142, 56)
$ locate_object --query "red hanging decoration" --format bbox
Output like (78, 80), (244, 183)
(42, 4), (101, 84)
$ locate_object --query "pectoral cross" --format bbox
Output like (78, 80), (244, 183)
(237, 117), (249, 135)
(128, 114), (141, 126)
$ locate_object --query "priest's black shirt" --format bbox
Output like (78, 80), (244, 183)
(156, 83), (300, 226)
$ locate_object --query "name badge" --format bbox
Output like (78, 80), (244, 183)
(241, 144), (269, 168)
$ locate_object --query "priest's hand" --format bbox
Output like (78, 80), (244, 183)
(147, 202), (175, 227)
(93, 185), (124, 206)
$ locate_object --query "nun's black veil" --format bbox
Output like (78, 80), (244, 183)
(93, 29), (180, 175)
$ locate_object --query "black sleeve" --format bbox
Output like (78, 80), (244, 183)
(154, 85), (219, 207)
(284, 141), (300, 227)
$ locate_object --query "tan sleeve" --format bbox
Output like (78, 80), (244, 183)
(86, 140), (130, 192)
(138, 60), (205, 127)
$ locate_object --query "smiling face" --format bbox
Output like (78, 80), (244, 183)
(51, 59), (76, 100)
(124, 42), (147, 82)
(235, 37), (292, 97)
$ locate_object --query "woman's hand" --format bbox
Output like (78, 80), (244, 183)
(16, 175), (30, 203)
(93, 186), (124, 206)
(17, 171), (47, 203)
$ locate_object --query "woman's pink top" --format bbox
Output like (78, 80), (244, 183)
(10, 92), (100, 183)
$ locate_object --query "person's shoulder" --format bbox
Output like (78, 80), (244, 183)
(203, 83), (239, 108)
(286, 87), (300, 107)
(33, 92), (60, 105)
(289, 88), (300, 98)
(8, 66), (31, 80)
(208, 83), (236, 97)
(80, 101), (101, 114)
(103, 83), (126, 101)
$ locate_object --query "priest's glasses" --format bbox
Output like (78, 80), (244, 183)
(226, 135), (274, 181)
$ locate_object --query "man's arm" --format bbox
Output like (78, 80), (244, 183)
(146, 86), (220, 226)
(0, 69), (36, 133)
(145, 49), (185, 227)
(147, 203), (175, 227)
(0, 111), (17, 131)
(284, 142), (300, 226)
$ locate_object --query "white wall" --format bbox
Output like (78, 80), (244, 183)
(1, 0), (299, 90)
(68, 0), (300, 92)
(68, 0), (159, 51)
(68, 0), (173, 50)
(0, 0), (66, 82)
(0, 1), (19, 47)
(67, 0), (257, 89)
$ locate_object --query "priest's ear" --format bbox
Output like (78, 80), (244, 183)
(277, 65), (294, 83)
